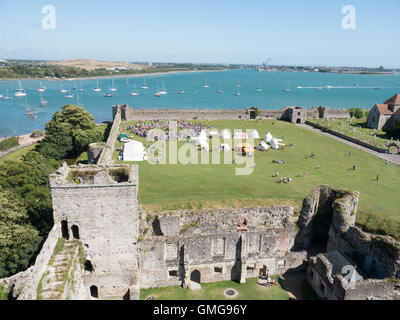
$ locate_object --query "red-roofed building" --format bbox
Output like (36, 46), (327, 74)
(367, 94), (400, 129)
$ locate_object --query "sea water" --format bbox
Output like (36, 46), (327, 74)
(0, 69), (399, 136)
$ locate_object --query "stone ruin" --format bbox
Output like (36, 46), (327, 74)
(1, 163), (399, 300)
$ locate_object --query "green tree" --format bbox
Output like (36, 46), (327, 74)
(40, 105), (101, 159)
(0, 188), (42, 278)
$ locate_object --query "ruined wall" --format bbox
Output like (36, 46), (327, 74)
(138, 206), (305, 289)
(0, 225), (60, 300)
(98, 107), (121, 165)
(49, 164), (140, 299)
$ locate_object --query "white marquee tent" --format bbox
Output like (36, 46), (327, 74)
(249, 130), (260, 139)
(257, 140), (270, 151)
(123, 140), (147, 161)
(264, 132), (273, 143)
(220, 129), (231, 139)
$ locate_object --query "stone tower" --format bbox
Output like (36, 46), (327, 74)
(49, 163), (140, 299)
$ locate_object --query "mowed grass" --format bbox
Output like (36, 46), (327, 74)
(0, 143), (36, 163)
(115, 119), (400, 238)
(139, 278), (290, 300)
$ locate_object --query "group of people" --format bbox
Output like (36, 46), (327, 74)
(127, 120), (208, 141)
(258, 270), (279, 286)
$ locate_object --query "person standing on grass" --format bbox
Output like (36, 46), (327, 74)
(353, 164), (356, 171)
(376, 174), (379, 182)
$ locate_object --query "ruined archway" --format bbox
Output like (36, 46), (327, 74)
(61, 220), (69, 240)
(90, 285), (98, 298)
(71, 225), (80, 239)
(190, 270), (201, 284)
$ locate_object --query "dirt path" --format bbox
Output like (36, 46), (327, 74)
(0, 133), (43, 144)
(298, 123), (400, 166)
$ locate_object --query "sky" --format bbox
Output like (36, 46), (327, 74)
(0, 0), (399, 67)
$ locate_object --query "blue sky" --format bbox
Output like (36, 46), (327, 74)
(0, 0), (399, 67)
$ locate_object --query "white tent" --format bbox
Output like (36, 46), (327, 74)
(190, 136), (200, 145)
(257, 140), (270, 151)
(208, 129), (219, 138)
(215, 143), (231, 151)
(270, 138), (285, 150)
(200, 141), (209, 151)
(249, 130), (260, 139)
(199, 130), (208, 143)
(233, 132), (249, 140)
(264, 132), (273, 143)
(220, 129), (231, 139)
(123, 140), (147, 161)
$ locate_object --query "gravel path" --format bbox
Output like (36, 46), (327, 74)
(298, 123), (400, 166)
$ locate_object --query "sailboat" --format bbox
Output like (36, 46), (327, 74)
(283, 82), (291, 92)
(235, 90), (240, 96)
(109, 78), (117, 92)
(15, 80), (27, 97)
(38, 80), (46, 92)
(65, 92), (74, 99)
(77, 80), (84, 92)
(60, 83), (67, 93)
(203, 80), (210, 88)
(3, 89), (11, 100)
(93, 79), (102, 92)
(255, 82), (262, 92)
(216, 83), (223, 93)
(129, 83), (139, 96)
(155, 84), (161, 97)
(158, 81), (167, 95)
(141, 78), (148, 89)
(235, 81), (240, 88)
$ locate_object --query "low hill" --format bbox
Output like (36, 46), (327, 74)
(47, 59), (147, 71)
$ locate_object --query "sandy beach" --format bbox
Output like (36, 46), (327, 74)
(0, 133), (44, 144)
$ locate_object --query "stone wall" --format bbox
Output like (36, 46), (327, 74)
(306, 121), (388, 153)
(113, 104), (349, 122)
(138, 206), (305, 289)
(98, 107), (121, 165)
(49, 164), (140, 299)
(0, 225), (60, 300)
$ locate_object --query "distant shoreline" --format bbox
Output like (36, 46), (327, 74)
(0, 69), (227, 82)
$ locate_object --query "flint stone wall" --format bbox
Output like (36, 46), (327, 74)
(138, 206), (305, 289)
(49, 164), (140, 299)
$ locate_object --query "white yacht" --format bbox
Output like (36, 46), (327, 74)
(129, 83), (139, 96)
(158, 81), (167, 95)
(60, 84), (67, 93)
(109, 78), (117, 92)
(65, 93), (74, 99)
(202, 80), (210, 88)
(216, 83), (223, 93)
(77, 80), (84, 92)
(141, 79), (148, 89)
(38, 81), (46, 92)
(235, 91), (240, 96)
(283, 82), (291, 92)
(255, 82), (262, 92)
(93, 79), (102, 92)
(15, 80), (27, 97)
(3, 89), (11, 100)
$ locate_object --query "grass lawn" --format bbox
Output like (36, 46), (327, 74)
(114, 119), (400, 239)
(0, 143), (36, 163)
(139, 278), (291, 300)
(308, 118), (396, 150)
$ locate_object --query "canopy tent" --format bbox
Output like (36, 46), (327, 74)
(123, 140), (147, 161)
(233, 132), (249, 140)
(198, 130), (208, 143)
(234, 142), (255, 153)
(119, 133), (130, 140)
(215, 143), (231, 151)
(257, 140), (270, 151)
(248, 130), (260, 139)
(264, 132), (273, 143)
(208, 129), (219, 138)
(200, 141), (209, 151)
(220, 129), (231, 139)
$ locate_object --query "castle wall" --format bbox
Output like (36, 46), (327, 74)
(138, 206), (305, 289)
(98, 107), (122, 165)
(49, 164), (140, 299)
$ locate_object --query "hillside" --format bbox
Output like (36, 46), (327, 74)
(47, 59), (147, 71)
